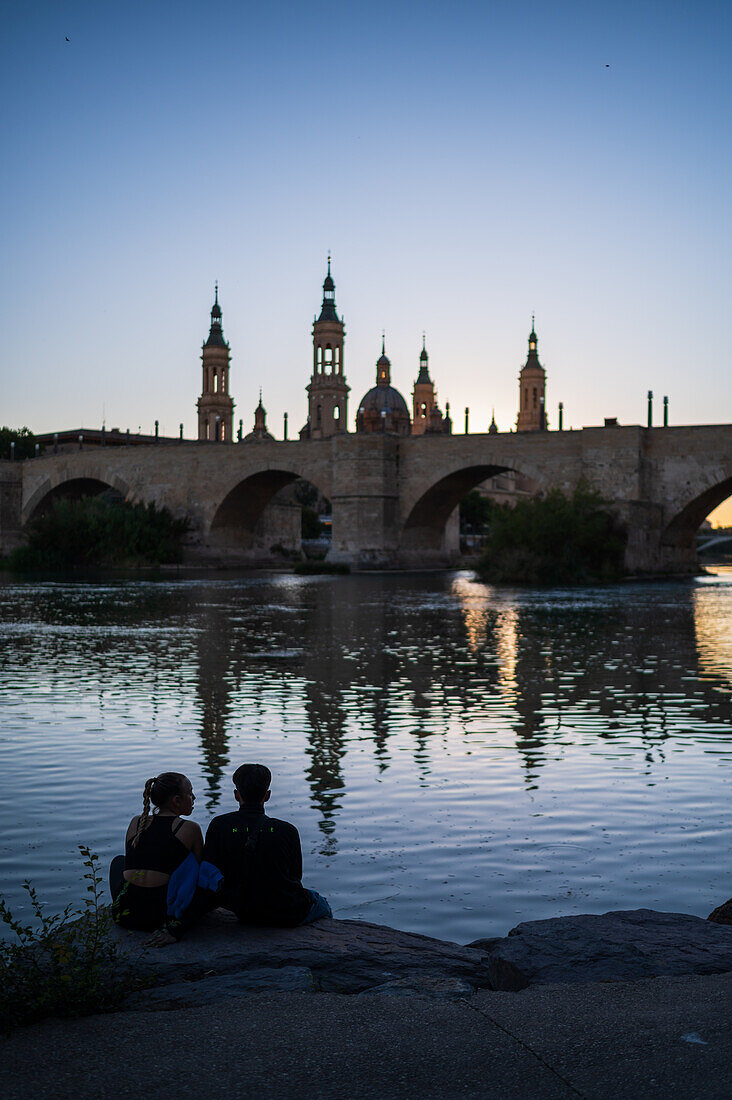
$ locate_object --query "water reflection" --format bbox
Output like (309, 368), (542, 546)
(2, 570), (732, 938)
(194, 593), (233, 808)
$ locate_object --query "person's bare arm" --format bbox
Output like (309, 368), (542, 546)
(178, 820), (204, 861)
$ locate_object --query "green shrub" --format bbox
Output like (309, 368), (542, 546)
(459, 489), (497, 534)
(0, 426), (39, 461)
(8, 495), (188, 571)
(476, 483), (626, 584)
(301, 506), (324, 539)
(0, 848), (149, 1032)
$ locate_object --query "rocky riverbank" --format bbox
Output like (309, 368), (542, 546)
(111, 905), (732, 1009)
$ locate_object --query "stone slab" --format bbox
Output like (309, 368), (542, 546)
(483, 908), (732, 991)
(110, 910), (492, 1004)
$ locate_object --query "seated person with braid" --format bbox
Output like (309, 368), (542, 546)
(202, 763), (332, 927)
(109, 772), (203, 941)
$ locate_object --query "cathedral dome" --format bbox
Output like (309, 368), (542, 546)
(356, 339), (411, 435)
(358, 382), (410, 418)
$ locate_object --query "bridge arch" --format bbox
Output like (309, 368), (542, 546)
(208, 467), (332, 554)
(400, 462), (542, 556)
(23, 474), (131, 526)
(661, 474), (732, 565)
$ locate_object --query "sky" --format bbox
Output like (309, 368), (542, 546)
(1, 0), (731, 522)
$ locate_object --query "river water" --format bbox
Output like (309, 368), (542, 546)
(1, 568), (730, 943)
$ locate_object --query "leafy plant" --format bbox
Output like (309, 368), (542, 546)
(0, 847), (149, 1032)
(459, 489), (497, 534)
(7, 495), (189, 571)
(476, 482), (626, 584)
(301, 506), (324, 540)
(0, 426), (40, 460)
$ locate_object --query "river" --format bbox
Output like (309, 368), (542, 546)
(1, 568), (730, 942)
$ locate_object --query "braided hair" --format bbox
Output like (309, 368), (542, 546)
(130, 772), (187, 848)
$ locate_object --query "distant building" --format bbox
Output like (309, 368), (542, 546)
(197, 285), (234, 441)
(300, 259), (349, 439)
(516, 318), (547, 431)
(411, 338), (451, 436)
(244, 392), (274, 442)
(356, 339), (412, 436)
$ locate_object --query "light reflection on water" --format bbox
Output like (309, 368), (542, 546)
(0, 568), (731, 943)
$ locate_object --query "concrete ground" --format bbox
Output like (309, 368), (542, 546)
(1, 972), (730, 1099)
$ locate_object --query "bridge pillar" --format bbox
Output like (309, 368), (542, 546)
(329, 435), (401, 568)
(617, 500), (699, 575)
(0, 461), (23, 556)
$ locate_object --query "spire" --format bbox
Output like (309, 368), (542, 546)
(254, 392), (267, 432)
(205, 284), (227, 347)
(526, 317), (540, 362)
(489, 409), (498, 434)
(376, 335), (391, 385)
(528, 316), (537, 353)
(416, 333), (431, 384)
(317, 255), (340, 323)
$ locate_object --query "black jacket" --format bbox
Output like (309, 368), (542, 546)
(202, 808), (311, 927)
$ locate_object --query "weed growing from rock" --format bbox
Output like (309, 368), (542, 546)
(0, 847), (149, 1032)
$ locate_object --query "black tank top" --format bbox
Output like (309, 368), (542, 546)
(125, 815), (189, 875)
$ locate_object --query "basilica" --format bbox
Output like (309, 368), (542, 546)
(195, 261), (547, 443)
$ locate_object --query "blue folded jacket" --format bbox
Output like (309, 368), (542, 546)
(165, 854), (223, 919)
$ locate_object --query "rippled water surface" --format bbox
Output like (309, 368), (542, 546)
(1, 568), (731, 942)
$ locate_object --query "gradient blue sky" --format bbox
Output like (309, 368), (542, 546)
(2, 1), (730, 519)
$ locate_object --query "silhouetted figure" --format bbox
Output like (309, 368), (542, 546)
(201, 763), (332, 926)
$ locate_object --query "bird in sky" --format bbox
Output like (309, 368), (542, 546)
(65, 36), (70, 42)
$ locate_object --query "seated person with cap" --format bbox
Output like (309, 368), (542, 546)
(201, 763), (332, 927)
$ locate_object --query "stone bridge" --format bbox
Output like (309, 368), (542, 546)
(1, 423), (731, 572)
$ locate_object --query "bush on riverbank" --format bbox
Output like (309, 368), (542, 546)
(7, 495), (188, 571)
(476, 483), (626, 584)
(0, 848), (148, 1032)
(0, 426), (40, 461)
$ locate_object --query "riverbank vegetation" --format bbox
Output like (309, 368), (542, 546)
(475, 484), (626, 584)
(0, 426), (39, 460)
(0, 849), (147, 1032)
(6, 495), (188, 571)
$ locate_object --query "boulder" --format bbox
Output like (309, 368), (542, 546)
(111, 909), (492, 1006)
(708, 898), (732, 925)
(483, 908), (732, 991)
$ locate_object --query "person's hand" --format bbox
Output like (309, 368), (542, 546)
(146, 928), (178, 948)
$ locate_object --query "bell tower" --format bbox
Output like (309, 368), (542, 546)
(412, 335), (437, 435)
(197, 284), (234, 441)
(516, 317), (547, 431)
(304, 258), (349, 438)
